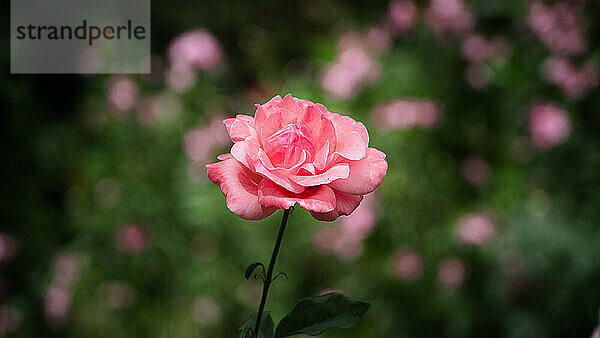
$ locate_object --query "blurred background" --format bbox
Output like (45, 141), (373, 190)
(2, 0), (600, 337)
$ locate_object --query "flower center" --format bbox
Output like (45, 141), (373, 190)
(264, 123), (315, 169)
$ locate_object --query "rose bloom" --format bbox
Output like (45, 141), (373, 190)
(206, 94), (388, 221)
(393, 249), (423, 282)
(387, 0), (417, 35)
(425, 0), (474, 36)
(455, 213), (496, 245)
(528, 103), (571, 149)
(168, 29), (223, 71)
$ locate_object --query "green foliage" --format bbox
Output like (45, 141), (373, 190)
(245, 262), (266, 280)
(239, 312), (274, 338)
(274, 293), (370, 337)
(3, 0), (600, 337)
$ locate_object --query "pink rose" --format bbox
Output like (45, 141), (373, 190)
(528, 103), (571, 149)
(206, 94), (388, 221)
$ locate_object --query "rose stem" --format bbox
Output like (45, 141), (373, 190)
(253, 207), (292, 335)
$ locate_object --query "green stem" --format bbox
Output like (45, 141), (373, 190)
(253, 207), (292, 336)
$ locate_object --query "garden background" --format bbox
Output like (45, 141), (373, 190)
(2, 0), (600, 337)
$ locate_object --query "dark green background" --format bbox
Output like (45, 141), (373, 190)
(2, 0), (600, 337)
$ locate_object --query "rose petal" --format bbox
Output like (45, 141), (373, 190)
(258, 179), (336, 213)
(310, 189), (363, 221)
(232, 140), (306, 194)
(327, 113), (369, 146)
(254, 95), (282, 126)
(313, 139), (330, 170)
(290, 163), (350, 187)
(332, 131), (367, 161)
(216, 153), (233, 160)
(230, 138), (258, 171)
(297, 162), (316, 175)
(255, 95), (298, 133)
(260, 110), (296, 141)
(329, 147), (388, 195)
(223, 115), (256, 142)
(254, 166), (305, 194)
(280, 93), (302, 115)
(206, 158), (276, 220)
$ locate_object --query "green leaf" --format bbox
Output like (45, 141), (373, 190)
(245, 262), (265, 280)
(239, 312), (274, 338)
(274, 293), (370, 337)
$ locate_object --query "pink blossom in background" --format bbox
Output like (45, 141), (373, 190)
(207, 94), (388, 221)
(461, 34), (493, 63)
(337, 193), (379, 260)
(465, 63), (490, 90)
(365, 26), (393, 53)
(184, 116), (232, 167)
(438, 257), (466, 288)
(136, 97), (163, 126)
(337, 33), (381, 80)
(393, 249), (423, 282)
(166, 62), (197, 92)
(115, 224), (151, 255)
(527, 2), (586, 55)
(313, 193), (379, 261)
(387, 0), (417, 35)
(321, 33), (381, 100)
(0, 234), (19, 263)
(184, 128), (216, 163)
(52, 254), (80, 288)
(340, 193), (378, 241)
(168, 29), (223, 71)
(528, 103), (571, 149)
(461, 35), (512, 90)
(183, 114), (230, 176)
(313, 226), (343, 256)
(107, 76), (138, 114)
(320, 63), (360, 100)
(425, 0), (474, 36)
(461, 155), (490, 186)
(44, 253), (81, 326)
(543, 57), (598, 100)
(461, 35), (512, 64)
(45, 285), (72, 324)
(334, 237), (364, 261)
(192, 297), (222, 327)
(207, 117), (232, 146)
(371, 98), (442, 131)
(456, 213), (496, 245)
(0, 305), (22, 335)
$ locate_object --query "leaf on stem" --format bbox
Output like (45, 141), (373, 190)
(245, 262), (265, 280)
(239, 312), (274, 338)
(272, 272), (288, 282)
(274, 293), (370, 337)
